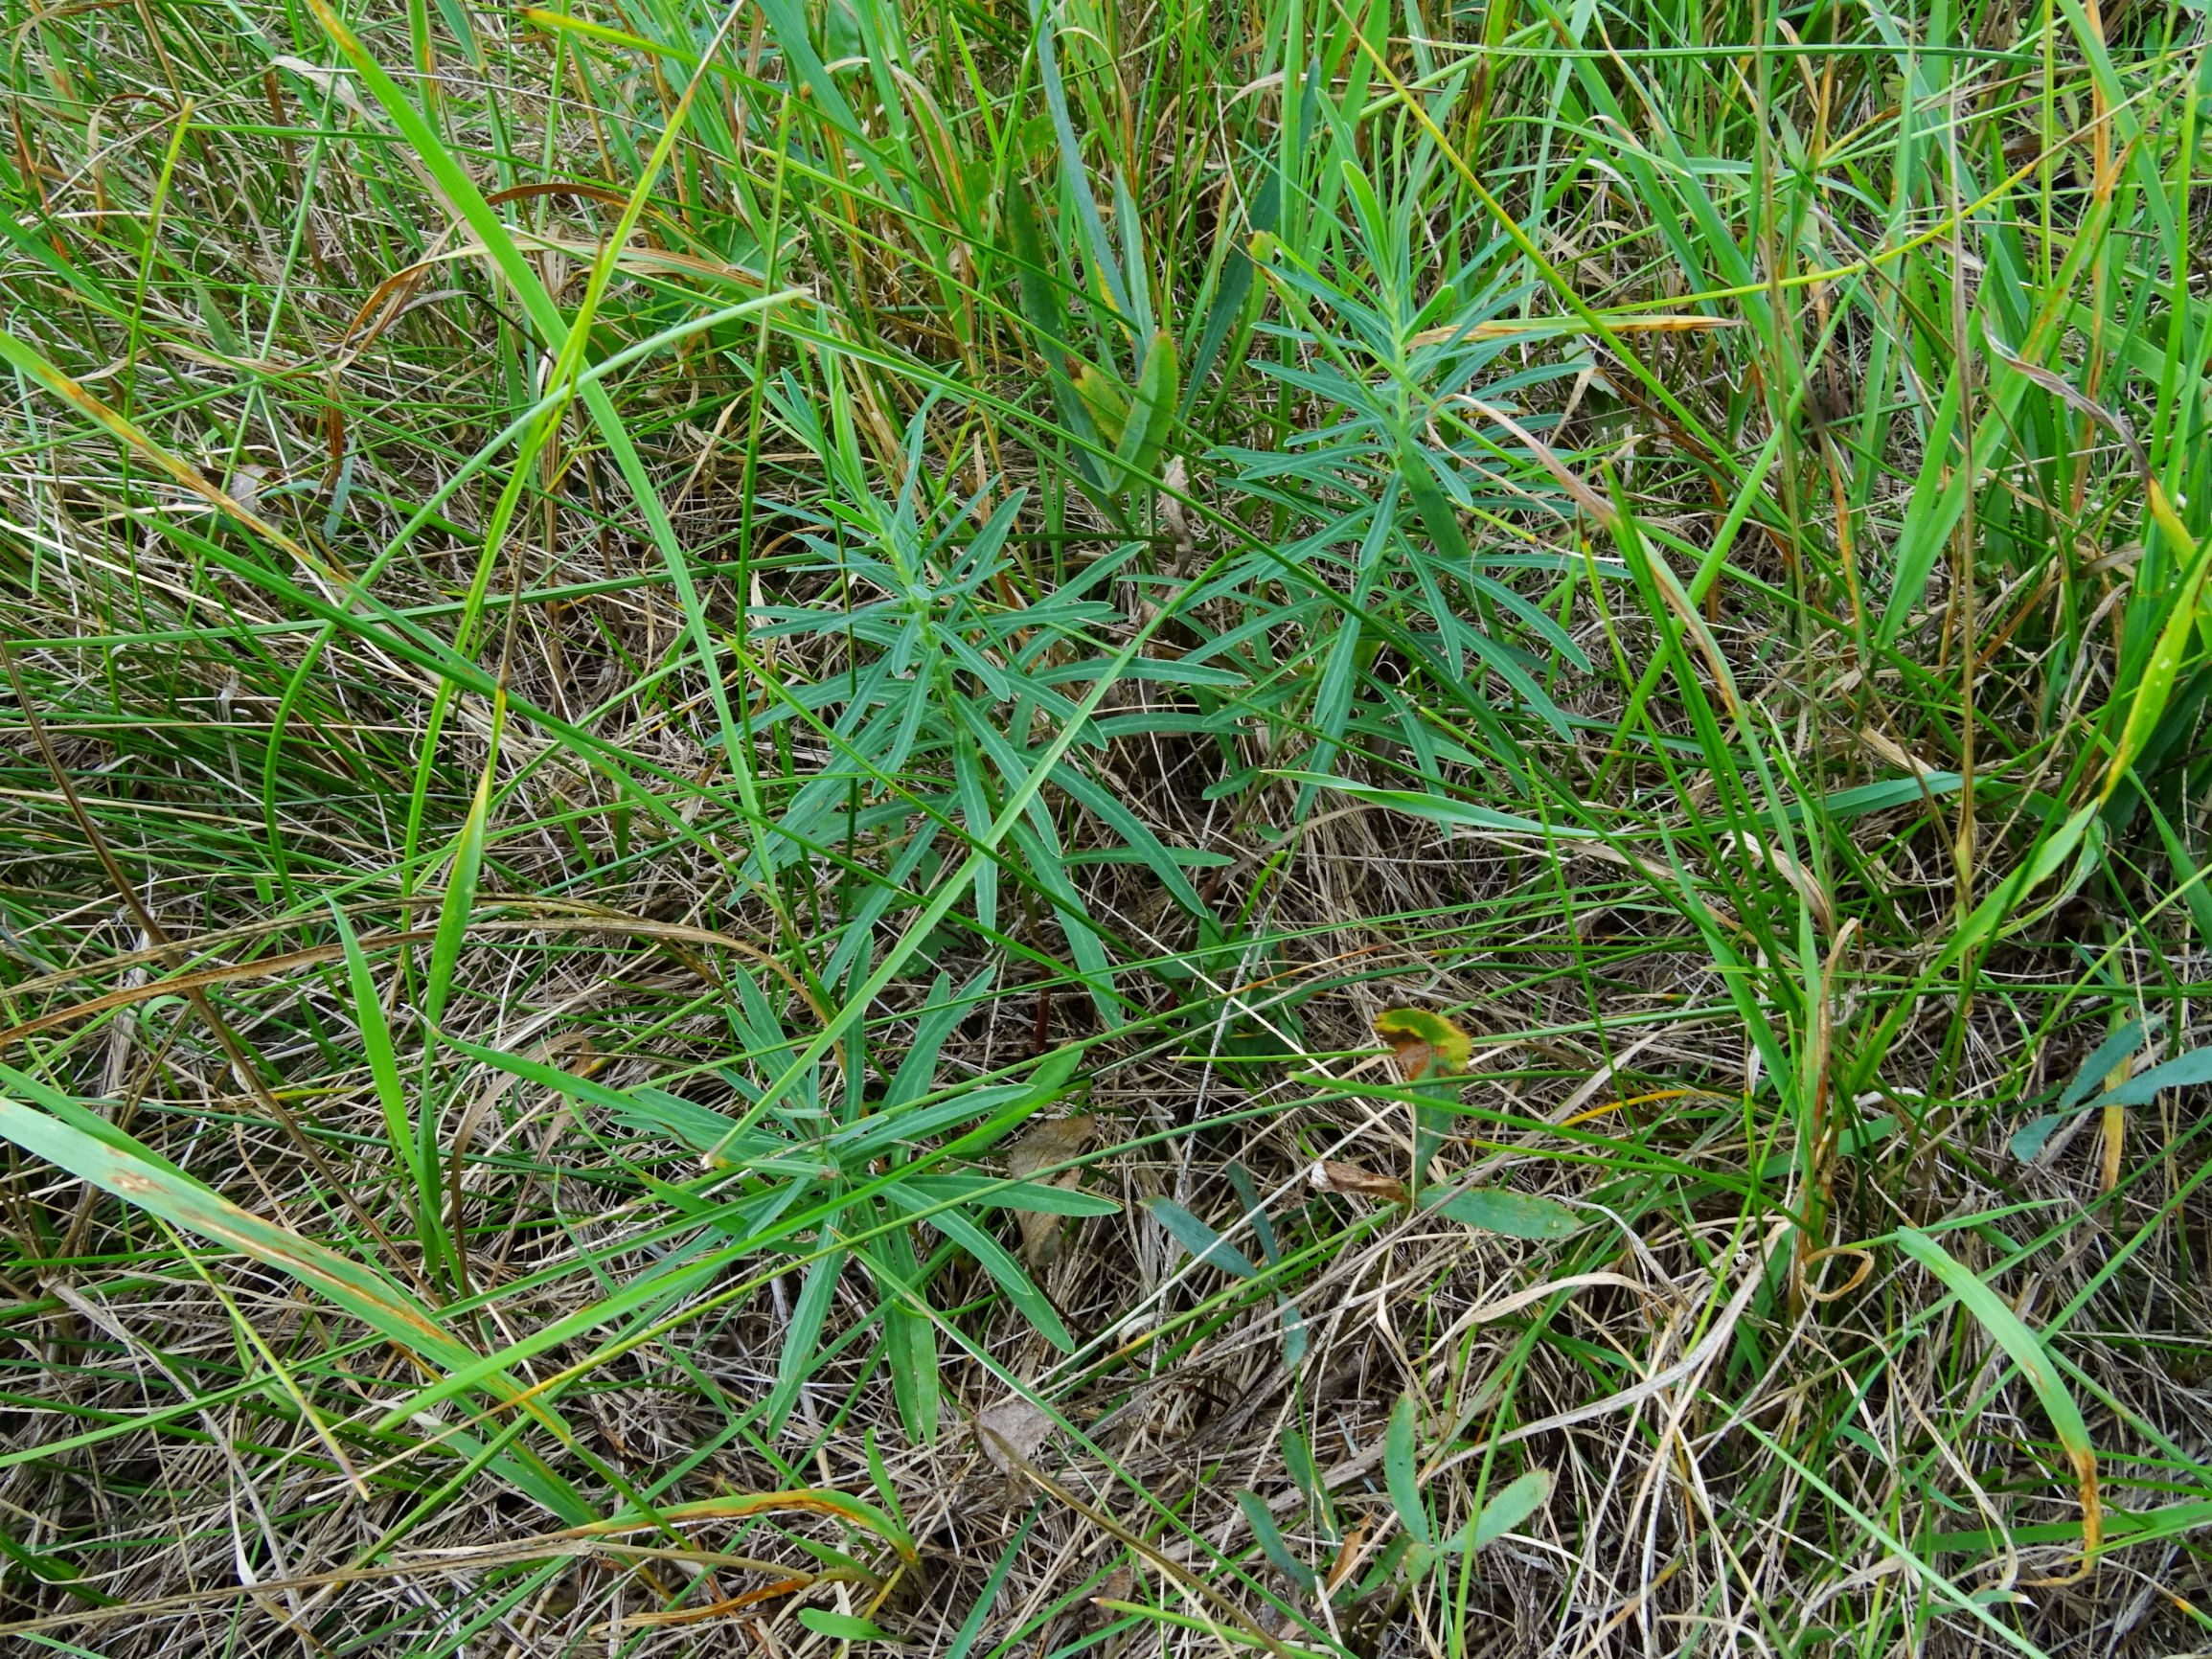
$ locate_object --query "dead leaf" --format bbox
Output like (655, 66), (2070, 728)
(1859, 727), (1948, 784)
(1005, 1115), (1092, 1268)
(1721, 830), (1834, 930)
(1161, 457), (1196, 564)
(976, 1396), (1054, 1478)
(1309, 1160), (1408, 1203)
(1007, 1114), (1092, 1181)
(1015, 1208), (1063, 1268)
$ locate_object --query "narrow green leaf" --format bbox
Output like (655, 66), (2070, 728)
(903, 1174), (1120, 1217)
(2143, 795), (2212, 945)
(1112, 330), (1179, 489)
(798, 1609), (905, 1642)
(864, 1219), (941, 1443)
(0, 1094), (464, 1367)
(330, 904), (420, 1193)
(885, 1187), (1076, 1351)
(882, 1292), (940, 1444)
(2103, 528), (2212, 801)
(1396, 430), (1472, 567)
(0, 1523), (112, 1604)
(1897, 1229), (2099, 1565)
(1181, 159), (1280, 417)
(2085, 1043), (2212, 1109)
(1034, 13), (1130, 324)
(1270, 773), (1598, 837)
(1222, 1163), (1278, 1264)
(766, 1233), (842, 1435)
(1237, 1490), (1320, 1590)
(946, 1515), (1038, 1659)
(1423, 1185), (1585, 1239)
(1385, 1393), (1431, 1546)
(1938, 803), (2099, 973)
(2009, 1114), (2068, 1162)
(1466, 1467), (1552, 1548)
(0, 1063), (200, 1187)
(0, 1090), (591, 1519)
(1789, 773), (1966, 821)
(423, 763), (490, 1034)
(1146, 1196), (1261, 1280)
(2061, 1022), (2148, 1111)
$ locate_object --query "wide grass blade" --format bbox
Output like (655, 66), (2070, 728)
(1897, 1229), (2100, 1576)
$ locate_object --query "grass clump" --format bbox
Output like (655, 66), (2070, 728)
(2, 0), (2210, 1652)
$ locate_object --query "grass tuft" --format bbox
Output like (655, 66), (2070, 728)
(2, 0), (2210, 1652)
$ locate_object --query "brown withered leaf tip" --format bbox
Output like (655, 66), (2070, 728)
(1310, 1159), (1409, 1203)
